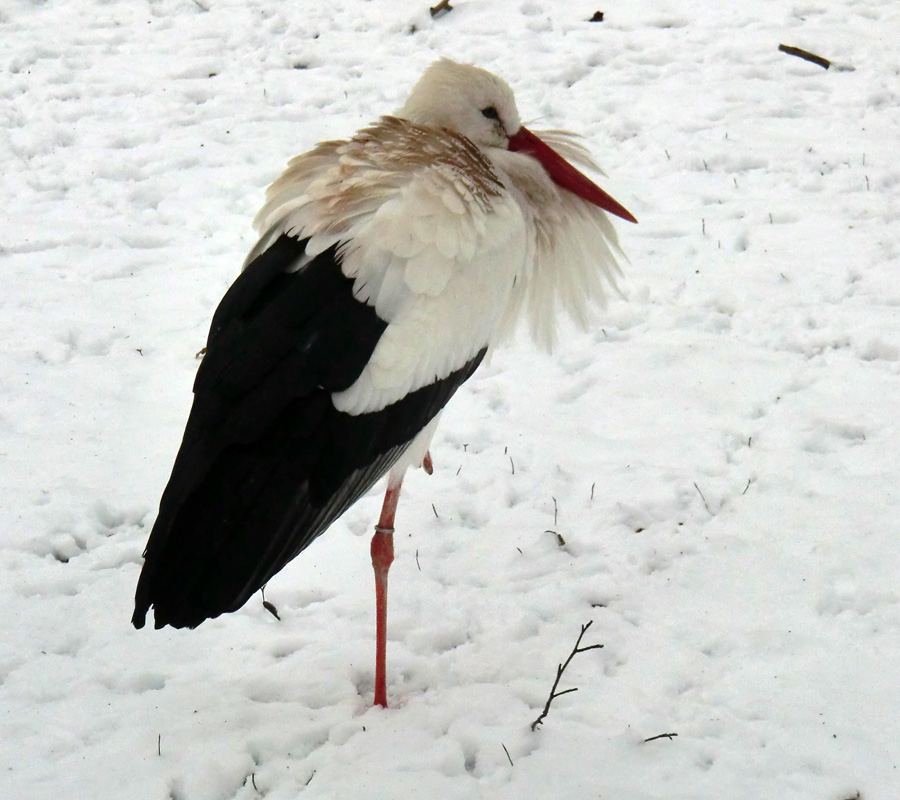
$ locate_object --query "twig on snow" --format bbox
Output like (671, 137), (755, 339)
(430, 0), (453, 18)
(778, 44), (830, 69)
(531, 621), (604, 731)
(261, 585), (281, 620)
(693, 482), (711, 514)
(643, 732), (678, 743)
(545, 530), (566, 548)
(501, 742), (514, 766)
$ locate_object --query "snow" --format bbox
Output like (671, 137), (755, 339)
(2, 0), (899, 797)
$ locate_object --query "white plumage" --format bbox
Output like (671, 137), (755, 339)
(133, 58), (635, 708)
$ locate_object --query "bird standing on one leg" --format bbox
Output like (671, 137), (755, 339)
(132, 58), (636, 708)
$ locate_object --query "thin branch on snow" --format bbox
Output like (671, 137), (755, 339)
(693, 482), (712, 514)
(643, 732), (678, 743)
(430, 0), (453, 18)
(261, 586), (281, 620)
(778, 44), (830, 70)
(531, 621), (603, 731)
(545, 529), (566, 548)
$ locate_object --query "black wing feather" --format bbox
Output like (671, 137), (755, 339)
(133, 235), (485, 630)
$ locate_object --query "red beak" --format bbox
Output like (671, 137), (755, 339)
(508, 126), (637, 223)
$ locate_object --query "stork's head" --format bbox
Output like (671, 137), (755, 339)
(398, 58), (521, 149)
(398, 59), (637, 223)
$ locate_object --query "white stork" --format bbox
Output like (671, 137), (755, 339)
(132, 59), (635, 708)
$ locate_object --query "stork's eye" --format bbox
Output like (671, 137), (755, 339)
(481, 106), (499, 120)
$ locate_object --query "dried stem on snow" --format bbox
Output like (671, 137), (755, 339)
(531, 620), (603, 731)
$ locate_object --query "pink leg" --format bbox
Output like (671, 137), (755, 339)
(371, 479), (401, 708)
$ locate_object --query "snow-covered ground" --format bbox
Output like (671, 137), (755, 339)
(2, 1), (899, 797)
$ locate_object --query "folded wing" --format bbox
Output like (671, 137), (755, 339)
(133, 234), (484, 629)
